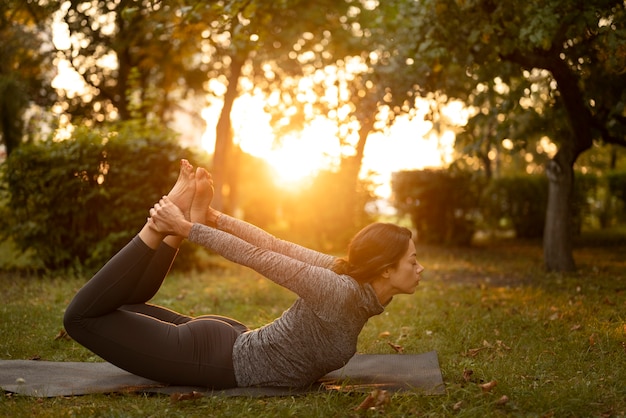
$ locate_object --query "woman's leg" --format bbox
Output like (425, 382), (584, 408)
(65, 159), (196, 318)
(63, 161), (242, 388)
(125, 164), (215, 305)
(129, 164), (212, 294)
(124, 240), (179, 305)
(120, 303), (192, 325)
(67, 288), (242, 388)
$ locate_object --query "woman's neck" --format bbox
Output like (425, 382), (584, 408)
(370, 278), (394, 305)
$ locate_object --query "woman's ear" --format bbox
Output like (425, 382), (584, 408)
(381, 268), (391, 279)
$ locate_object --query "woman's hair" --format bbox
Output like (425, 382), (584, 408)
(332, 223), (413, 285)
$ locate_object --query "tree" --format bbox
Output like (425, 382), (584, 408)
(56, 0), (371, 215)
(0, 0), (57, 156)
(371, 0), (626, 271)
(58, 0), (225, 123)
(261, 57), (383, 200)
(204, 0), (374, 212)
(244, 2), (390, 207)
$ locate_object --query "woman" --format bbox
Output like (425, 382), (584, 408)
(64, 159), (424, 389)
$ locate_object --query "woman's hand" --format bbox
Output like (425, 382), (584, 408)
(148, 196), (193, 238)
(206, 206), (222, 227)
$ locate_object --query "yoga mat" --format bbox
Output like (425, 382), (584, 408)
(0, 352), (445, 398)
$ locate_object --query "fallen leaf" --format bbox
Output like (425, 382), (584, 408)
(589, 333), (597, 347)
(466, 347), (485, 357)
(570, 324), (582, 331)
(479, 380), (497, 392)
(387, 341), (404, 353)
(453, 400), (463, 411)
(496, 395), (509, 405)
(378, 331), (391, 338)
(354, 389), (390, 411)
(495, 340), (511, 350)
(462, 369), (474, 382)
(54, 329), (72, 341)
(170, 391), (203, 403)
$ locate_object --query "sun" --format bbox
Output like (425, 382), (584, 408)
(263, 134), (339, 187)
(201, 94), (454, 196)
(202, 94), (342, 187)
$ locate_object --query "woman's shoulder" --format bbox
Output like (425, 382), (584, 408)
(326, 272), (376, 303)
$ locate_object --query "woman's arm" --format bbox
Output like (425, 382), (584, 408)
(150, 197), (335, 274)
(150, 198), (349, 314)
(208, 207), (335, 269)
(189, 223), (350, 312)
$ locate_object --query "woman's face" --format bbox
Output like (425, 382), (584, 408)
(387, 240), (424, 295)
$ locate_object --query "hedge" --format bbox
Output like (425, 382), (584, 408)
(0, 121), (196, 272)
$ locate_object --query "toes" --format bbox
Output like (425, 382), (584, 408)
(180, 159), (195, 178)
(195, 167), (209, 180)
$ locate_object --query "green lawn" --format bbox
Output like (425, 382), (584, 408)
(1, 238), (625, 417)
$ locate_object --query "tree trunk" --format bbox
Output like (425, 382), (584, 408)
(541, 57), (592, 272)
(543, 151), (576, 272)
(345, 114), (374, 187)
(212, 54), (245, 212)
(342, 95), (377, 192)
(506, 50), (594, 272)
(600, 146), (618, 228)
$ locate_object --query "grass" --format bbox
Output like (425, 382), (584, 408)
(1, 236), (625, 417)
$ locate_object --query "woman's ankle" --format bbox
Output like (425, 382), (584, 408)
(138, 223), (166, 250)
(163, 235), (184, 249)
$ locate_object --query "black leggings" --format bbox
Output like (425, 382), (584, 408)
(63, 236), (247, 389)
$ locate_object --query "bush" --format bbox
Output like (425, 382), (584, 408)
(482, 175), (548, 238)
(392, 171), (603, 243)
(572, 173), (600, 232)
(606, 171), (626, 223)
(469, 173), (596, 239)
(278, 168), (377, 252)
(607, 171), (626, 201)
(392, 169), (484, 245)
(1, 120), (198, 272)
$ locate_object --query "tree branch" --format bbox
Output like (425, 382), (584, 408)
(592, 116), (626, 147)
(503, 48), (595, 159)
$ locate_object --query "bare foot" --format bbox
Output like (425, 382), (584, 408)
(190, 167), (214, 224)
(167, 159), (196, 220)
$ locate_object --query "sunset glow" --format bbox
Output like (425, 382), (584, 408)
(202, 96), (340, 188)
(52, 17), (456, 197)
(202, 94), (455, 196)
